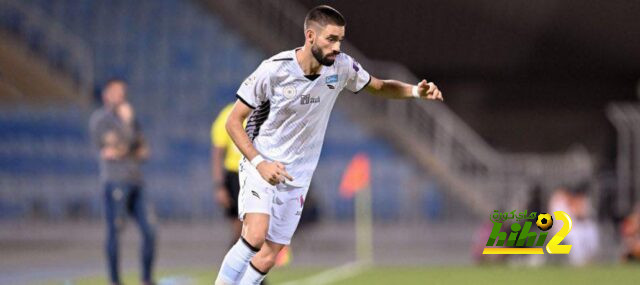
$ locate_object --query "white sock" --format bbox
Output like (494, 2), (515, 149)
(238, 262), (267, 285)
(215, 238), (259, 285)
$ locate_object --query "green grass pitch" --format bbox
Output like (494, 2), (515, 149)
(49, 265), (640, 285)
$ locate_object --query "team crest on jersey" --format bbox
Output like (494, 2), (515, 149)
(325, 74), (338, 89)
(283, 86), (297, 99)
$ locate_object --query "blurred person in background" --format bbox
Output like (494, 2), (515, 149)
(567, 183), (599, 266)
(545, 186), (573, 265)
(89, 79), (155, 285)
(621, 202), (640, 262)
(211, 103), (244, 244)
(548, 184), (599, 266)
(549, 186), (572, 215)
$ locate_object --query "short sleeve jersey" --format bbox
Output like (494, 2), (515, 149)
(236, 49), (370, 187)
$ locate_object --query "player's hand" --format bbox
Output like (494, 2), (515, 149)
(215, 185), (231, 208)
(417, 79), (443, 101)
(256, 161), (294, 185)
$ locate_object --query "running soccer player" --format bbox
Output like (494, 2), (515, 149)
(215, 5), (442, 285)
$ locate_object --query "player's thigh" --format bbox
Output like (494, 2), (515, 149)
(242, 213), (270, 246)
(267, 188), (307, 245)
(237, 159), (275, 220)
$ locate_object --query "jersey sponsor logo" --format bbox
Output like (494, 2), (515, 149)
(251, 190), (260, 199)
(352, 61), (360, 72)
(283, 86), (297, 99)
(325, 74), (338, 89)
(300, 94), (320, 105)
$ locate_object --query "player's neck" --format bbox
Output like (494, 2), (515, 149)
(296, 47), (322, 75)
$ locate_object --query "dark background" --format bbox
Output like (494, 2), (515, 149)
(298, 0), (640, 166)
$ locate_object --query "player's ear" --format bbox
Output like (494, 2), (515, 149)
(305, 28), (315, 44)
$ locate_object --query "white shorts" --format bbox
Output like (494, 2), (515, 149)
(237, 158), (309, 245)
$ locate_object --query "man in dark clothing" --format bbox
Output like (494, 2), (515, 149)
(89, 79), (155, 285)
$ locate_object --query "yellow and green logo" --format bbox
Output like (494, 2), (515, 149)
(483, 210), (572, 255)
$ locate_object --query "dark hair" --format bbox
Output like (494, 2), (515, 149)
(304, 5), (346, 30)
(102, 78), (127, 91)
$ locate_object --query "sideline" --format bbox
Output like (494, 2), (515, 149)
(280, 261), (369, 285)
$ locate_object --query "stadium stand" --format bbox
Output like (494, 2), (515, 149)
(1, 0), (462, 222)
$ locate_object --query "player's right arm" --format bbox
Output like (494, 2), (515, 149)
(226, 100), (293, 185)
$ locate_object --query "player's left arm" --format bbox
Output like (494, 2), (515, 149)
(364, 76), (443, 101)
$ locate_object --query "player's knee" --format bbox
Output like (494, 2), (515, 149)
(243, 232), (266, 249)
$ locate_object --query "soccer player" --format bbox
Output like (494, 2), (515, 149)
(211, 103), (244, 242)
(89, 79), (156, 285)
(214, 5), (442, 284)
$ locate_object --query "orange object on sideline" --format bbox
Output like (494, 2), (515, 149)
(275, 246), (291, 267)
(339, 153), (371, 198)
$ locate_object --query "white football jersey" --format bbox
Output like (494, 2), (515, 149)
(236, 48), (371, 187)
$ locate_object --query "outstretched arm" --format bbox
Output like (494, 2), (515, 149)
(364, 76), (443, 101)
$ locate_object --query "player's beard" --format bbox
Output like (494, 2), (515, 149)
(311, 44), (337, 66)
